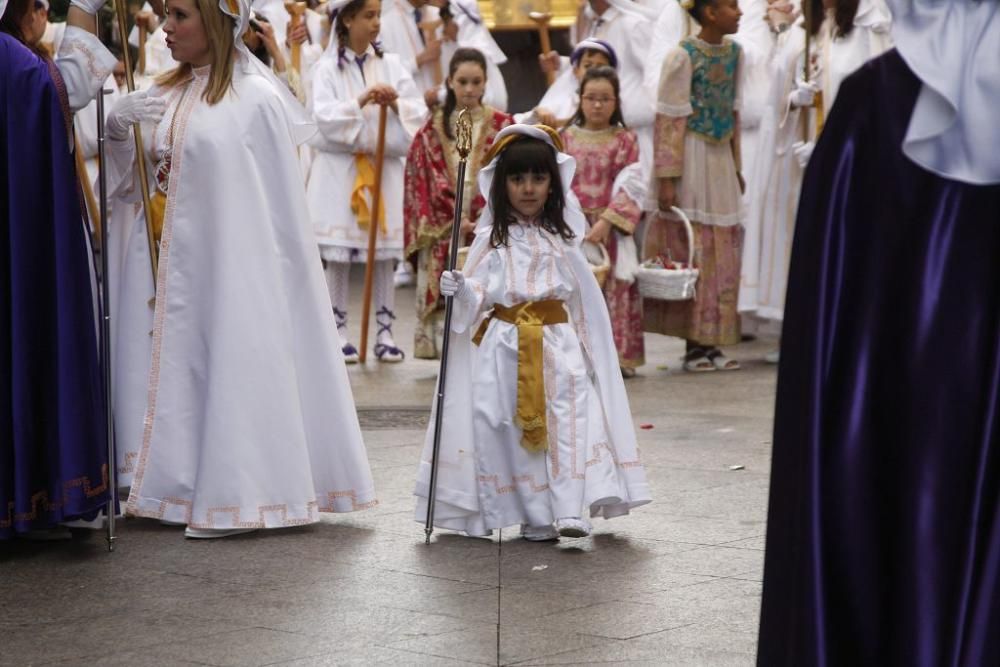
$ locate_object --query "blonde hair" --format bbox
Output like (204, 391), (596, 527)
(156, 0), (236, 105)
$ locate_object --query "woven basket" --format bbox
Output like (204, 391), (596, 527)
(582, 241), (611, 287)
(637, 206), (699, 301)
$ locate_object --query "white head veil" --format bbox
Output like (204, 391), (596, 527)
(886, 0), (1000, 185)
(220, 0), (316, 145)
(0, 0), (9, 20)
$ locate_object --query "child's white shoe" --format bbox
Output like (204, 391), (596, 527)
(521, 523), (559, 542)
(555, 517), (591, 538)
(184, 527), (258, 539)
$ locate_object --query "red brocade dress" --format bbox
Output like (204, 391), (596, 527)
(403, 105), (512, 359)
(560, 125), (645, 368)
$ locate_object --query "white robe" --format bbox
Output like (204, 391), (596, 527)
(106, 57), (376, 528)
(733, 0), (782, 315)
(306, 46), (425, 261)
(577, 5), (657, 210)
(379, 0), (440, 94)
(744, 14), (892, 321)
(415, 147), (651, 535)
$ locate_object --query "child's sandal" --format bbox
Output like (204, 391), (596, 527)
(705, 348), (740, 371)
(682, 348), (715, 373)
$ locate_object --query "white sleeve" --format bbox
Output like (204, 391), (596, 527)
(310, 60), (367, 149)
(55, 26), (117, 112)
(381, 58), (428, 157)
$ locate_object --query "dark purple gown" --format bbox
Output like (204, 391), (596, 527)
(758, 49), (1000, 666)
(1, 33), (109, 538)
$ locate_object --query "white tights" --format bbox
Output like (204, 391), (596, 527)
(324, 260), (397, 346)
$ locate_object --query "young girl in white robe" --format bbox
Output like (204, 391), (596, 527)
(414, 125), (651, 541)
(306, 0), (425, 362)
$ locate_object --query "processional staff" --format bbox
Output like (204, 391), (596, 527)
(284, 1), (307, 74)
(96, 82), (118, 553)
(528, 11), (555, 86)
(424, 108), (473, 544)
(112, 0), (159, 283)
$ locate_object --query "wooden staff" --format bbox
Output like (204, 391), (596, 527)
(136, 11), (150, 75)
(113, 0), (159, 284)
(420, 19), (443, 86)
(358, 104), (389, 364)
(528, 12), (555, 86)
(425, 109), (473, 544)
(284, 1), (307, 74)
(74, 137), (101, 248)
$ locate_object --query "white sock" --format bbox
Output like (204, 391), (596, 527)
(374, 260), (396, 347)
(324, 261), (351, 342)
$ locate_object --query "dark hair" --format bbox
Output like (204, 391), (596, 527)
(488, 138), (574, 248)
(805, 0), (858, 37)
(0, 0), (44, 56)
(568, 65), (625, 129)
(569, 42), (618, 69)
(442, 47), (487, 140)
(247, 14), (271, 66)
(685, 0), (718, 23)
(334, 0), (383, 69)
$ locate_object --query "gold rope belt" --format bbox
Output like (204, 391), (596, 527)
(472, 299), (568, 452)
(351, 154), (386, 235)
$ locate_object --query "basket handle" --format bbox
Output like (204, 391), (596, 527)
(668, 206), (696, 267)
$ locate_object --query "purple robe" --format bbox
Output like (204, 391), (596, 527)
(1, 33), (109, 538)
(758, 49), (1000, 665)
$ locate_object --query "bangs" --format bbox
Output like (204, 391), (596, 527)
(498, 139), (557, 176)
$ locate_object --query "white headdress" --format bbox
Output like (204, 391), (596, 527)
(0, 0), (8, 20)
(219, 0), (316, 145)
(886, 0), (1000, 185)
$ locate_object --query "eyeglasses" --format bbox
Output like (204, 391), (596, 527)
(581, 95), (615, 106)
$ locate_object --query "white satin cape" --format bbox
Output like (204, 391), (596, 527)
(106, 52), (376, 528)
(414, 132), (651, 534)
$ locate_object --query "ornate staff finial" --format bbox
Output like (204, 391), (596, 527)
(456, 108), (473, 160)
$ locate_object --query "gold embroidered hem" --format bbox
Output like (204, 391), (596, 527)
(473, 300), (568, 452)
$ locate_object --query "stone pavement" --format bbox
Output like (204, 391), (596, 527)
(1, 279), (777, 666)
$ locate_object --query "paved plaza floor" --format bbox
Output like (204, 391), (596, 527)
(1, 280), (777, 666)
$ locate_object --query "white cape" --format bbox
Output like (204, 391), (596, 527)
(106, 55), (375, 528)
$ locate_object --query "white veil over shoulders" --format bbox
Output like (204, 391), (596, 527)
(886, 0), (1000, 185)
(221, 0), (316, 145)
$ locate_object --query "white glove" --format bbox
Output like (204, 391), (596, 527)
(788, 80), (820, 108)
(69, 0), (106, 14)
(792, 141), (814, 169)
(440, 270), (467, 299)
(106, 90), (167, 141)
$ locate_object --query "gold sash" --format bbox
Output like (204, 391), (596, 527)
(150, 190), (167, 245)
(473, 300), (568, 452)
(351, 154), (386, 235)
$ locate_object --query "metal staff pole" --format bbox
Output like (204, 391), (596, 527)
(424, 108), (473, 544)
(97, 84), (118, 553)
(112, 0), (159, 284)
(358, 104), (389, 364)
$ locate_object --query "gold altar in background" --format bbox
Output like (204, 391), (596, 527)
(480, 0), (580, 30)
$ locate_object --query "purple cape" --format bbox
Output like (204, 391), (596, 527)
(758, 49), (1000, 665)
(1, 33), (109, 538)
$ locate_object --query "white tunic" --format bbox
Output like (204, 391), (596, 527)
(379, 0), (440, 93)
(742, 14), (891, 321)
(415, 223), (652, 534)
(105, 57), (376, 529)
(306, 46), (425, 262)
